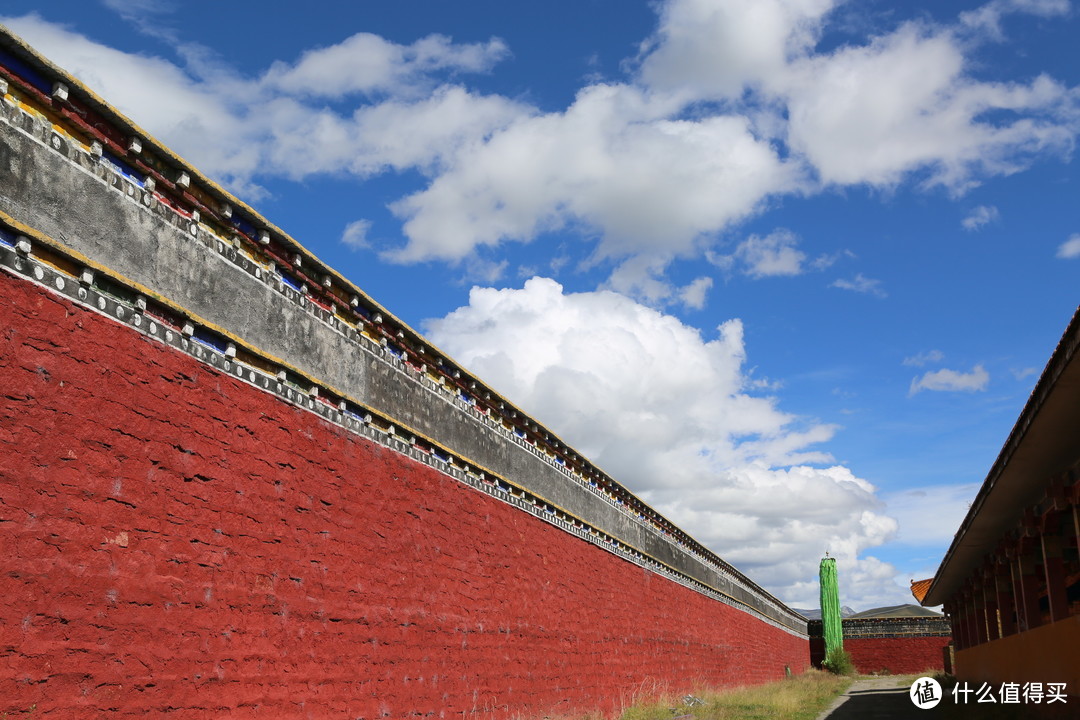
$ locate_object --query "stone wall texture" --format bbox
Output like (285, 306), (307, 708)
(0, 268), (809, 719)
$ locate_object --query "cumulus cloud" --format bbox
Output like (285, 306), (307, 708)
(638, 0), (839, 99)
(909, 365), (990, 395)
(424, 278), (899, 606)
(962, 205), (1000, 230)
(831, 273), (887, 298)
(780, 24), (1075, 190)
(387, 84), (799, 265)
(389, 0), (1079, 274)
(383, 0), (1079, 275)
(1056, 233), (1080, 258)
(634, 0), (1079, 196)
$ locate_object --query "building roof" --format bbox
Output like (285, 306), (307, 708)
(921, 305), (1080, 607)
(848, 603), (942, 619)
(909, 578), (932, 605)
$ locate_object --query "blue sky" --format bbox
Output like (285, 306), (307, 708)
(3, 0), (1077, 610)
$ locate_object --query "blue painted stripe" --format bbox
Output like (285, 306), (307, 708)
(0, 48), (52, 95)
(192, 331), (228, 354)
(101, 151), (146, 186)
(278, 271), (303, 293)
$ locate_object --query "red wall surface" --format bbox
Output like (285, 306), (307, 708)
(810, 635), (950, 675)
(0, 270), (808, 719)
(844, 637), (950, 675)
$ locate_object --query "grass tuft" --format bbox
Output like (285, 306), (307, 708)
(821, 647), (855, 676)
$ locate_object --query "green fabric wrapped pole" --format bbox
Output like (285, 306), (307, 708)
(819, 556), (843, 656)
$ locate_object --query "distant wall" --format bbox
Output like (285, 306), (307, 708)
(842, 636), (951, 675)
(809, 617), (951, 675)
(0, 265), (809, 718)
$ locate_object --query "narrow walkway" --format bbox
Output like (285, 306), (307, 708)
(816, 676), (925, 720)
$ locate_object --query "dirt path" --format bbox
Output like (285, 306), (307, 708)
(816, 676), (925, 720)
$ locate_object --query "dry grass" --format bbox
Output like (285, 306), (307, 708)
(611, 669), (852, 720)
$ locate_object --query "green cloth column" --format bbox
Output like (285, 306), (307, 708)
(820, 556), (843, 655)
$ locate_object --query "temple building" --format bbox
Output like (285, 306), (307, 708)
(917, 306), (1080, 696)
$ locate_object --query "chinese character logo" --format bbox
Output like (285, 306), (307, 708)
(949, 680), (1068, 705)
(910, 676), (942, 709)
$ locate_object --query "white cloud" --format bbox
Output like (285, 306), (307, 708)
(261, 86), (526, 180)
(962, 205), (1001, 230)
(425, 278), (900, 606)
(636, 0), (1079, 195)
(1, 14), (267, 194)
(809, 249), (853, 271)
(960, 0), (1070, 40)
(387, 83), (800, 265)
(831, 273), (887, 298)
(603, 254), (680, 305)
(638, 0), (839, 99)
(883, 483), (979, 546)
(1056, 233), (1080, 258)
(262, 32), (510, 99)
(0, 15), (526, 199)
(712, 231), (846, 278)
(388, 0), (1080, 277)
(909, 365), (990, 395)
(101, 0), (178, 42)
(730, 229), (807, 278)
(1012, 366), (1039, 380)
(781, 23), (1076, 191)
(341, 219), (372, 250)
(903, 350), (945, 367)
(678, 276), (714, 310)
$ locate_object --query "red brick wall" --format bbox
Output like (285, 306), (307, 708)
(845, 637), (950, 675)
(0, 270), (808, 719)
